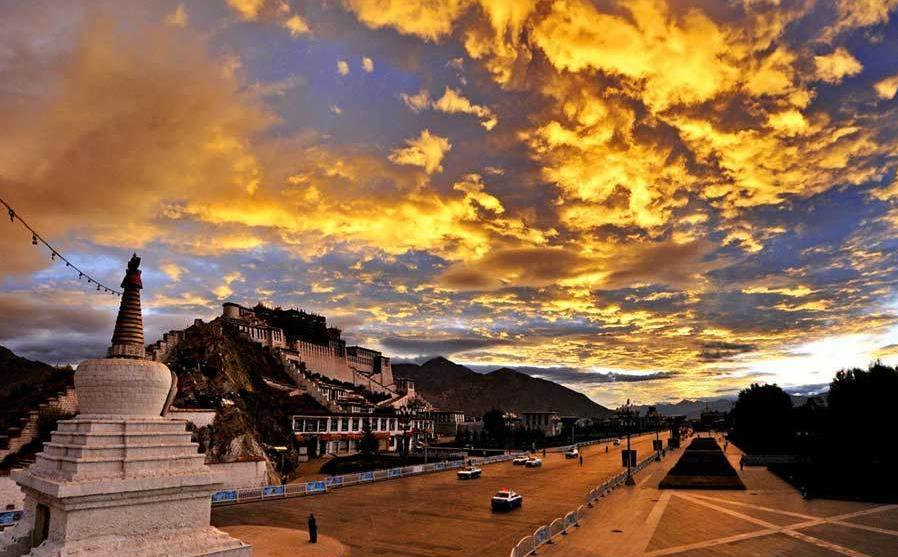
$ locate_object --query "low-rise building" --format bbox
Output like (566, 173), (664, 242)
(522, 411), (561, 436)
(291, 412), (433, 457)
(426, 410), (465, 440)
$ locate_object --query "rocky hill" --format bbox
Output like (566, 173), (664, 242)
(393, 357), (611, 419)
(163, 321), (326, 480)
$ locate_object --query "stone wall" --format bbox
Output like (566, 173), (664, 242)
(208, 459), (269, 488)
(169, 409), (217, 429)
(146, 329), (186, 362)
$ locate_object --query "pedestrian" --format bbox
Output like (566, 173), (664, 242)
(579, 454), (583, 467)
(605, 445), (609, 453)
(308, 513), (317, 544)
(542, 448), (546, 457)
(739, 456), (744, 471)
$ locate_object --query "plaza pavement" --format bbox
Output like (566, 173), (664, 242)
(212, 433), (668, 557)
(538, 437), (898, 557)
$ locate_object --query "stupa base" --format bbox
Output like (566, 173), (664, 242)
(4, 526), (250, 557)
(0, 416), (252, 557)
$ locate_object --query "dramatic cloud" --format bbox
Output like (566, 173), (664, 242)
(5, 0), (898, 406)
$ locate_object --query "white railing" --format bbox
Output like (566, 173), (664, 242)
(211, 451), (528, 506)
(508, 451), (663, 557)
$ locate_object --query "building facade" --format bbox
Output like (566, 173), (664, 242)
(426, 410), (465, 440)
(292, 412), (434, 456)
(221, 302), (394, 394)
(522, 411), (561, 436)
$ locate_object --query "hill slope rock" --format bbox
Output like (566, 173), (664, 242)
(163, 321), (327, 479)
(393, 357), (611, 418)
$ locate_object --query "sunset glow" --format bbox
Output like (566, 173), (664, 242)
(4, 0), (898, 406)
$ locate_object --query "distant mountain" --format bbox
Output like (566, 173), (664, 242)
(392, 357), (612, 419)
(637, 393), (827, 419)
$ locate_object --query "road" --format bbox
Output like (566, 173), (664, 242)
(212, 432), (668, 557)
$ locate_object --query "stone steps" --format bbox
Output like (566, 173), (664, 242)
(0, 386), (78, 462)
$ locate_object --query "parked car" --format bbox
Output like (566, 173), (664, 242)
(457, 466), (482, 480)
(512, 455), (530, 465)
(491, 489), (523, 511)
(525, 457), (542, 468)
(564, 448), (579, 459)
(612, 438), (621, 446)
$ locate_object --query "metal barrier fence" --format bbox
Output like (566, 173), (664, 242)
(509, 451), (662, 557)
(212, 452), (528, 506)
(0, 510), (23, 530)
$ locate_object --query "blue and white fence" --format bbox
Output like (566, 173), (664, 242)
(509, 451), (662, 557)
(0, 510), (23, 530)
(211, 452), (527, 506)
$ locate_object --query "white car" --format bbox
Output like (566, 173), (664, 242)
(525, 457), (542, 468)
(457, 467), (482, 480)
(564, 448), (579, 459)
(491, 489), (523, 511)
(512, 456), (530, 465)
(612, 438), (621, 446)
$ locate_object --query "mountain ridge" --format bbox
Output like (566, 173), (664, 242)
(393, 357), (612, 419)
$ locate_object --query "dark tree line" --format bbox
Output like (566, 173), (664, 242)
(729, 362), (898, 500)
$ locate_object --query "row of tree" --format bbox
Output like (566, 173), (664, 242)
(729, 362), (898, 499)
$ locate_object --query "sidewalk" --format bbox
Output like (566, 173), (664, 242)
(218, 525), (347, 557)
(537, 438), (898, 557)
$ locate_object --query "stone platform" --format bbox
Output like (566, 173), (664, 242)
(1, 416), (251, 556)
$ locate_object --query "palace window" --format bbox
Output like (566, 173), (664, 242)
(352, 418), (359, 431)
(330, 418), (338, 431)
(341, 418), (348, 432)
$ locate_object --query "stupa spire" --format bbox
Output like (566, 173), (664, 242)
(107, 253), (146, 359)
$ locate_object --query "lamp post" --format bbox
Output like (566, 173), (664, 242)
(619, 399), (636, 486)
(398, 406), (416, 462)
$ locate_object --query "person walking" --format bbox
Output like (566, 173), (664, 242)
(308, 513), (317, 544)
(739, 456), (744, 472)
(542, 447), (546, 457)
(579, 454), (583, 467)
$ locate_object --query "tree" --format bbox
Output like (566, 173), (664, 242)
(730, 383), (792, 454)
(359, 419), (378, 456)
(827, 362), (898, 463)
(482, 409), (507, 446)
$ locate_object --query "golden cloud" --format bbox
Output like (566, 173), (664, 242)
(874, 74), (898, 99)
(0, 12), (273, 275)
(388, 129), (451, 174)
(814, 48), (863, 84)
(402, 87), (497, 129)
(166, 4), (188, 27)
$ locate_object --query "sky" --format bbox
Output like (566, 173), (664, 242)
(3, 0), (898, 407)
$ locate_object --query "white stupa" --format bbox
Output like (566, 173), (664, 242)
(0, 255), (251, 556)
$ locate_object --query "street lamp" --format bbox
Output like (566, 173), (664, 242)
(618, 399), (637, 486)
(398, 406), (416, 462)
